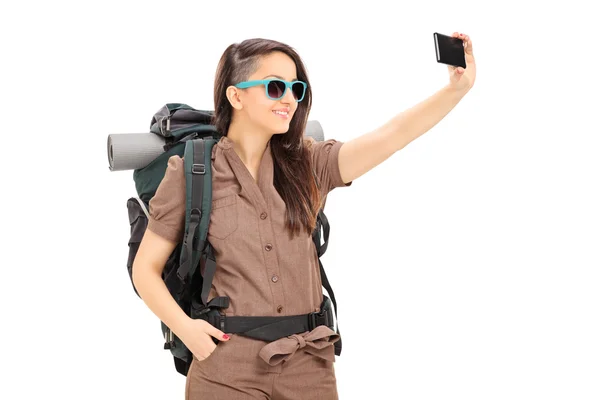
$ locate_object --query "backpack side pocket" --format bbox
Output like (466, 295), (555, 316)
(126, 197), (149, 297)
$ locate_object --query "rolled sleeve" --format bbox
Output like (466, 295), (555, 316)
(147, 155), (186, 243)
(305, 137), (353, 195)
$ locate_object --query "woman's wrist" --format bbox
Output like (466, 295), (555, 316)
(170, 313), (194, 339)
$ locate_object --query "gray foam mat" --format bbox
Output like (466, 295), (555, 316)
(107, 120), (324, 171)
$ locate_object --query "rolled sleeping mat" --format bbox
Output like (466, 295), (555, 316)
(107, 120), (324, 171)
(107, 132), (165, 172)
(305, 120), (324, 142)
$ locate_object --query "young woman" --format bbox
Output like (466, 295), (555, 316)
(133, 33), (476, 399)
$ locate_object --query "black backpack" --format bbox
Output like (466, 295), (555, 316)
(124, 103), (341, 376)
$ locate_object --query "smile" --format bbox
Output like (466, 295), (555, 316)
(273, 110), (289, 119)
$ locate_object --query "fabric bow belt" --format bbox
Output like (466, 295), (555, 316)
(258, 325), (340, 366)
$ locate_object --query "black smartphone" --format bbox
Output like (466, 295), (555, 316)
(433, 32), (466, 68)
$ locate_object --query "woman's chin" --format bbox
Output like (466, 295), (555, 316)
(270, 121), (291, 135)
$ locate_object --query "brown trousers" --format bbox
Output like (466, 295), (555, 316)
(185, 333), (339, 399)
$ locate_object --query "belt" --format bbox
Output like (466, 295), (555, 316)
(195, 295), (341, 364)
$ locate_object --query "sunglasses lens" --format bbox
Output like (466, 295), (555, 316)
(291, 82), (305, 100)
(267, 80), (286, 99)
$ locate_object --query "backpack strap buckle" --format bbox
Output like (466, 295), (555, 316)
(308, 309), (330, 331)
(194, 296), (230, 317)
(196, 307), (226, 332)
(159, 115), (172, 135)
(163, 328), (176, 350)
(192, 164), (206, 174)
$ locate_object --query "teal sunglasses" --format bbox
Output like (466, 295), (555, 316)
(234, 79), (307, 102)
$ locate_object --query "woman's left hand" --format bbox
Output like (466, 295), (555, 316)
(448, 32), (476, 93)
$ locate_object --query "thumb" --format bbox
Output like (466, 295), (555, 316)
(206, 324), (230, 341)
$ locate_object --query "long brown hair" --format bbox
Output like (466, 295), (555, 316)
(212, 38), (321, 238)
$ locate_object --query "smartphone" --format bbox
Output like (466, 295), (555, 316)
(433, 32), (466, 68)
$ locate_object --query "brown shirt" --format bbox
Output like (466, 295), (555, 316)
(147, 135), (352, 359)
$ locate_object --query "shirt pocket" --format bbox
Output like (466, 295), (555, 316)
(208, 194), (239, 240)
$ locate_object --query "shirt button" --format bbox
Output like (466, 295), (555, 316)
(265, 243), (273, 251)
(260, 212), (268, 220)
(277, 305), (283, 313)
(271, 274), (279, 283)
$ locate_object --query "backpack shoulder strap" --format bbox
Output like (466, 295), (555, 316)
(312, 209), (342, 356)
(178, 137), (230, 313)
(176, 137), (216, 283)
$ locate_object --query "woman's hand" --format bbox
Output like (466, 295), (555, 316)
(179, 318), (231, 361)
(448, 32), (476, 93)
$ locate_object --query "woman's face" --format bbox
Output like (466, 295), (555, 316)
(236, 51), (301, 135)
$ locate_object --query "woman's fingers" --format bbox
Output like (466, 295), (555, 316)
(453, 32), (473, 55)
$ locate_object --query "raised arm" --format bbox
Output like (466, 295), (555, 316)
(337, 32), (476, 184)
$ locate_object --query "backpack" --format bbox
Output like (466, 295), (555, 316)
(124, 103), (341, 376)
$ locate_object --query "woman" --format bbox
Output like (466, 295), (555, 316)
(133, 34), (476, 399)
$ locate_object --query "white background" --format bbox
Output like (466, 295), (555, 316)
(2, 0), (599, 399)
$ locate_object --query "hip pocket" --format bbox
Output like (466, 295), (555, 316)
(193, 340), (224, 365)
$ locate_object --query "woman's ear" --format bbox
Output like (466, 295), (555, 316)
(226, 86), (243, 110)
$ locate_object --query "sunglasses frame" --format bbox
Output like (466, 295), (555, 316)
(234, 79), (307, 102)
